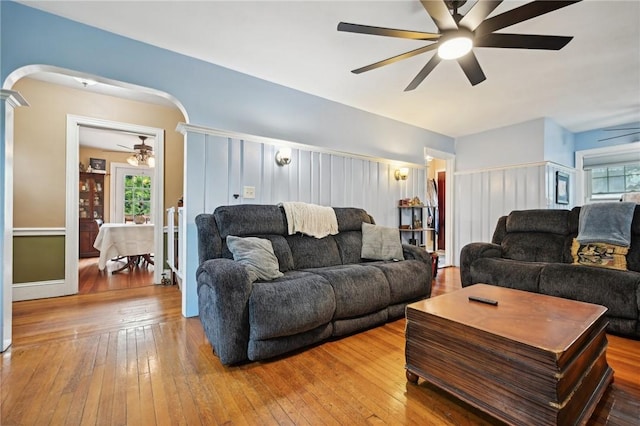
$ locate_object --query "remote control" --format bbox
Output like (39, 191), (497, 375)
(468, 296), (498, 306)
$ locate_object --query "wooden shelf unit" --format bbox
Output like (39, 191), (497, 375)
(398, 205), (437, 251)
(79, 172), (105, 258)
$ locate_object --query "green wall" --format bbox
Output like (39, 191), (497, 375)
(13, 236), (65, 283)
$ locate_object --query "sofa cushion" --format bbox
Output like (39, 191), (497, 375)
(361, 223), (404, 261)
(502, 233), (567, 263)
(226, 236), (284, 283)
(506, 209), (572, 234)
(333, 231), (364, 265)
(470, 258), (544, 292)
(215, 204), (287, 238)
(287, 234), (342, 269)
(370, 260), (430, 305)
(308, 264), (390, 319)
(334, 207), (373, 231)
(540, 264), (639, 320)
(249, 271), (335, 340)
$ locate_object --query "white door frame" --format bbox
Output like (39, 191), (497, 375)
(424, 147), (455, 267)
(66, 115), (164, 291)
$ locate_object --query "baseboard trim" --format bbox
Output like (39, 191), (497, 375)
(13, 280), (67, 301)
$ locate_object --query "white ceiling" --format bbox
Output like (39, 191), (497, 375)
(19, 0), (640, 138)
(78, 126), (155, 153)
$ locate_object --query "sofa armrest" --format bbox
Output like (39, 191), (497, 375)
(196, 258), (253, 365)
(402, 244), (431, 265)
(460, 242), (503, 287)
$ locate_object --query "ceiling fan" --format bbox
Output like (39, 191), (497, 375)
(119, 135), (155, 167)
(338, 0), (582, 91)
(598, 127), (640, 142)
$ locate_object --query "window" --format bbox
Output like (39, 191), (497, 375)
(124, 174), (152, 222)
(590, 163), (640, 200)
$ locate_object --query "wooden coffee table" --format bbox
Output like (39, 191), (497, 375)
(405, 284), (613, 425)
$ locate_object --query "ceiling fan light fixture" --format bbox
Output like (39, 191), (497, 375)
(127, 155), (139, 166)
(438, 31), (473, 60)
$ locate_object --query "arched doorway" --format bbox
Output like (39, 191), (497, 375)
(1, 65), (188, 350)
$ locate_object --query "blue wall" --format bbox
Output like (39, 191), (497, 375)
(543, 118), (575, 167)
(0, 1), (454, 162)
(575, 120), (640, 152)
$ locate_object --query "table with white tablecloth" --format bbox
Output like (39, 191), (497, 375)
(93, 223), (154, 272)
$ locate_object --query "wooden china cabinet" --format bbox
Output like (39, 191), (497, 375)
(79, 172), (105, 257)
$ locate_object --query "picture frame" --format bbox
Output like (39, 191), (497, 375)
(556, 171), (569, 205)
(89, 158), (106, 172)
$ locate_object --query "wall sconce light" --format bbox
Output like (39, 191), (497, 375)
(394, 167), (409, 181)
(275, 147), (292, 166)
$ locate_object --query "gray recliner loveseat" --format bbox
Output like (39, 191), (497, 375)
(460, 206), (640, 338)
(196, 204), (433, 365)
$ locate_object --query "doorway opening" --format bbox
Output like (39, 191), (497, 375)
(424, 148), (454, 268)
(72, 119), (164, 295)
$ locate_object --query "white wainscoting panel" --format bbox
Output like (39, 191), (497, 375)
(453, 162), (575, 265)
(179, 125), (425, 317)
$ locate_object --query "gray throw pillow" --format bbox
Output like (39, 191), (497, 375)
(361, 222), (404, 261)
(226, 236), (284, 283)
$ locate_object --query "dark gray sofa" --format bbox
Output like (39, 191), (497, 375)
(196, 204), (433, 364)
(460, 206), (640, 338)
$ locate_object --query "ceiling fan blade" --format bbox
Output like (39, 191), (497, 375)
(352, 43), (438, 74)
(457, 51), (487, 86)
(337, 22), (440, 40)
(475, 33), (573, 50)
(475, 1), (582, 37)
(458, 1), (503, 31)
(420, 0), (457, 31)
(598, 132), (640, 142)
(405, 55), (442, 92)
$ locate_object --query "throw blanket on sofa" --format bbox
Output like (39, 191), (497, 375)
(577, 202), (636, 247)
(280, 202), (339, 238)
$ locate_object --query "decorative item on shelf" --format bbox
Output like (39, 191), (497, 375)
(134, 215), (146, 224)
(413, 215), (422, 229)
(275, 147), (292, 166)
(89, 158), (107, 174)
(394, 167), (409, 181)
(409, 196), (423, 206)
(399, 198), (411, 207)
(79, 162), (86, 172)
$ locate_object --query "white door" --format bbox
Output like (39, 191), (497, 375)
(111, 164), (154, 224)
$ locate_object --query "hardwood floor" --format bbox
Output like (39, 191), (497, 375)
(2, 267), (639, 425)
(78, 257), (155, 294)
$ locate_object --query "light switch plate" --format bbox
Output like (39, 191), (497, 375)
(243, 186), (256, 199)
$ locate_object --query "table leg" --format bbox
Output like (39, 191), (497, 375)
(141, 254), (154, 266)
(112, 256), (140, 274)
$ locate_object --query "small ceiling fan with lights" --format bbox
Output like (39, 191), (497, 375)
(119, 135), (155, 167)
(338, 0), (582, 91)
